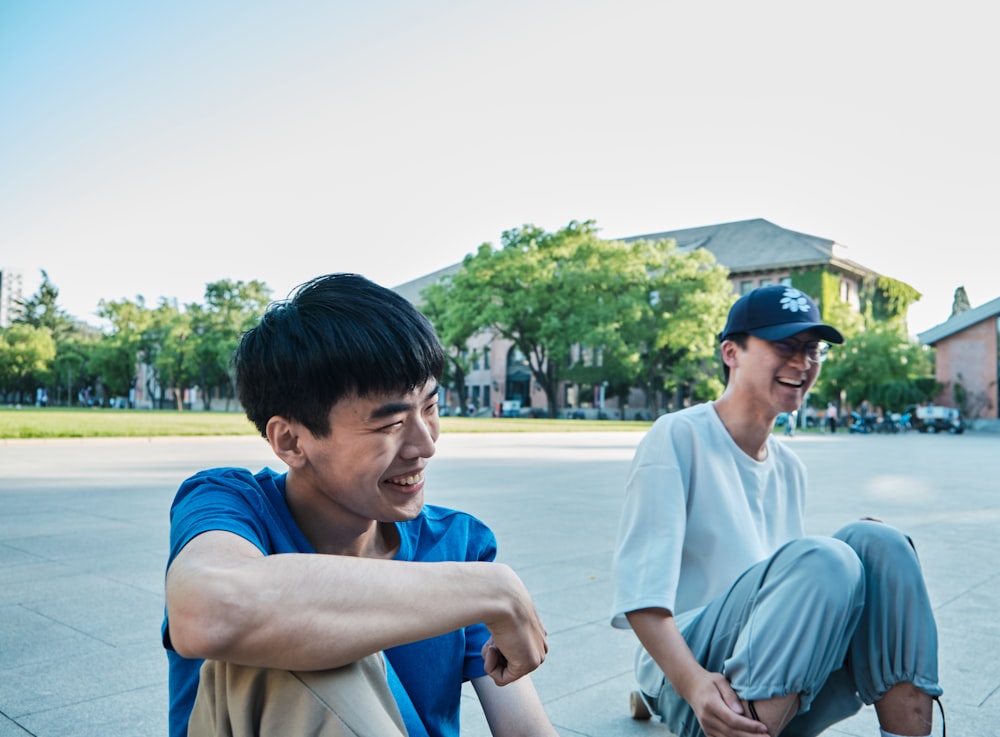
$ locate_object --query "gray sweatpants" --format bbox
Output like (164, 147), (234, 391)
(654, 521), (942, 737)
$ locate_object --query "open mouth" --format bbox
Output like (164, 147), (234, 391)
(777, 377), (804, 388)
(386, 472), (424, 488)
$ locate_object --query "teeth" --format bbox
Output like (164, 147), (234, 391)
(777, 378), (802, 387)
(389, 472), (423, 486)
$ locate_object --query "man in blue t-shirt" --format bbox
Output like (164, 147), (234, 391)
(163, 273), (558, 737)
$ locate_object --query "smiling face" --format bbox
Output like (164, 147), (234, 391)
(274, 381), (441, 554)
(723, 329), (823, 419)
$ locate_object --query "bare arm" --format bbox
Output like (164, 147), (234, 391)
(472, 674), (559, 737)
(166, 530), (547, 685)
(626, 608), (765, 737)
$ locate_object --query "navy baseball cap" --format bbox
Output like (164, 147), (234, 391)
(720, 285), (844, 344)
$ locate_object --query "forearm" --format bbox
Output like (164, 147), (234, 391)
(628, 608), (765, 736)
(472, 675), (560, 737)
(625, 608), (707, 703)
(168, 546), (531, 671)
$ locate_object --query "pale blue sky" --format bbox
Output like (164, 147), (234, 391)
(2, 0), (996, 335)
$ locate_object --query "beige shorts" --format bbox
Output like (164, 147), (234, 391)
(187, 653), (408, 737)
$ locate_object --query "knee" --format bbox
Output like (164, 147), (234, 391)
(834, 521), (920, 573)
(776, 537), (865, 609)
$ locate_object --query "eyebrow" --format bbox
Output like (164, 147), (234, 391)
(368, 384), (440, 421)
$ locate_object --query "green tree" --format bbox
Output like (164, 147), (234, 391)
(0, 324), (57, 403)
(420, 278), (480, 413)
(14, 270), (75, 338)
(93, 296), (153, 404)
(148, 300), (194, 410)
(186, 279), (271, 410)
(12, 270), (91, 405)
(441, 220), (645, 417)
(620, 239), (732, 413)
(52, 329), (102, 406)
(817, 324), (937, 411)
(804, 274), (933, 415)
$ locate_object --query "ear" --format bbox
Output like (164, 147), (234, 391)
(720, 339), (741, 373)
(265, 416), (307, 469)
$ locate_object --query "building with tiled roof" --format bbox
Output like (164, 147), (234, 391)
(918, 296), (1000, 421)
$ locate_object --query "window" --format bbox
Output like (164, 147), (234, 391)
(740, 280), (753, 294)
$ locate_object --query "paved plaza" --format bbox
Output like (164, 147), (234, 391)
(1, 429), (997, 736)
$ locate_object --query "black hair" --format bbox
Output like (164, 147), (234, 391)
(720, 332), (748, 384)
(234, 273), (444, 437)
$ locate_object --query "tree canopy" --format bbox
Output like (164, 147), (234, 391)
(422, 220), (732, 416)
(1, 271), (271, 408)
(814, 323), (938, 411)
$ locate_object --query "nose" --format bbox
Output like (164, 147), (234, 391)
(402, 415), (438, 459)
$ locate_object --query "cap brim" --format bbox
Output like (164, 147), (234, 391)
(749, 323), (845, 344)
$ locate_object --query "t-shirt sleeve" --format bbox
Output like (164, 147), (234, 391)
(167, 468), (274, 567)
(610, 428), (687, 628)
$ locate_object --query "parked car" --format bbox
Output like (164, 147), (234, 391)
(907, 405), (966, 434)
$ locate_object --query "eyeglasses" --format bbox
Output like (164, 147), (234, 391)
(769, 337), (831, 363)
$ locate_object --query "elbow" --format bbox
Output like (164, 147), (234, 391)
(166, 569), (247, 660)
(168, 609), (234, 661)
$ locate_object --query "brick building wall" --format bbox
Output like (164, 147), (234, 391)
(933, 317), (999, 419)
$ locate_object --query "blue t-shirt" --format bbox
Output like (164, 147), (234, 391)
(162, 467), (496, 737)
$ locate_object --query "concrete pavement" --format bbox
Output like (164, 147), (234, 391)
(1, 429), (997, 736)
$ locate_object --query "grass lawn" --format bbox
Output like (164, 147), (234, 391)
(0, 407), (653, 439)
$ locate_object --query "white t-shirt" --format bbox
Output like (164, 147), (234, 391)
(611, 401), (806, 627)
(610, 403), (807, 695)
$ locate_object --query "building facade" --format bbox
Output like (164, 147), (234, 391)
(0, 269), (24, 328)
(918, 297), (1000, 421)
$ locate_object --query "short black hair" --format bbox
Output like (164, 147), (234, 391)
(720, 332), (748, 384)
(234, 273), (444, 437)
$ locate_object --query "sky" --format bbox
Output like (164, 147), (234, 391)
(1, 0), (996, 337)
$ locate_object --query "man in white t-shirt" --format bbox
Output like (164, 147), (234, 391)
(611, 285), (942, 737)
(826, 401), (839, 433)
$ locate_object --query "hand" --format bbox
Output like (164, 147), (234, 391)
(479, 570), (549, 686)
(688, 671), (768, 737)
(480, 628), (548, 686)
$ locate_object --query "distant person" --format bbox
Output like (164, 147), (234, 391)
(783, 409), (797, 436)
(826, 401), (838, 433)
(163, 274), (558, 737)
(611, 285), (942, 737)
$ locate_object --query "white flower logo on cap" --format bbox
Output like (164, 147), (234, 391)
(780, 288), (810, 313)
